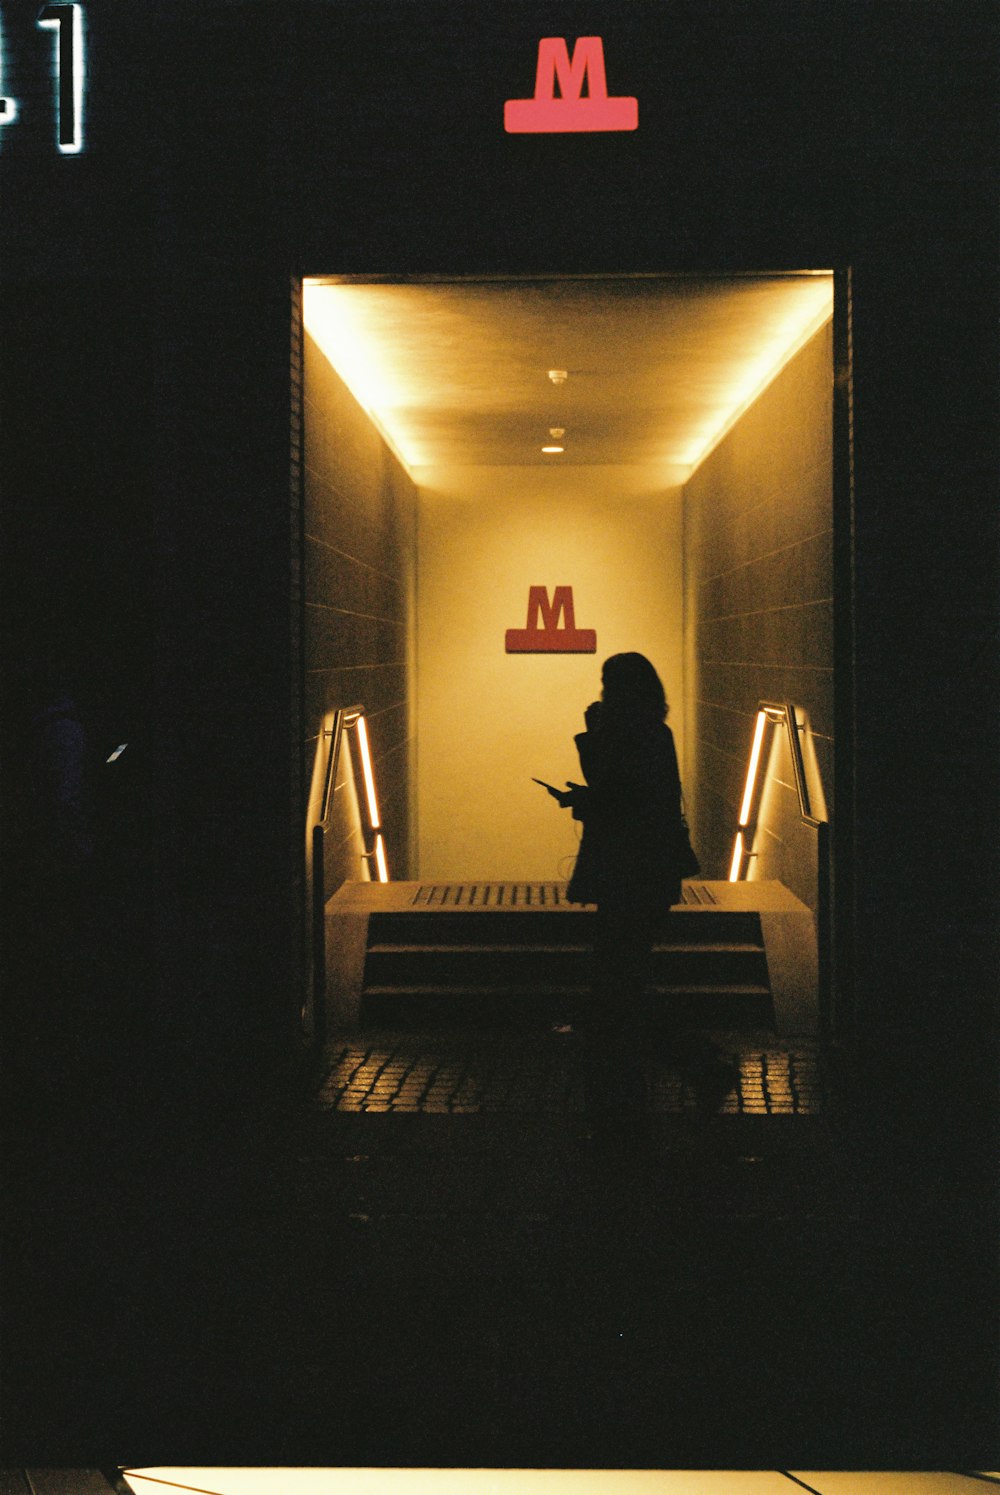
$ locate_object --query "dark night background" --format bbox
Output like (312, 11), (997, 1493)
(0, 0), (996, 1471)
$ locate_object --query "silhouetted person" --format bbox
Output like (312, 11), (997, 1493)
(28, 684), (96, 884)
(1, 663), (95, 1113)
(545, 652), (735, 1147)
(7, 657), (141, 1115)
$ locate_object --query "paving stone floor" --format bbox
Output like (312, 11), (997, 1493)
(5, 1023), (994, 1471)
(314, 1027), (826, 1116)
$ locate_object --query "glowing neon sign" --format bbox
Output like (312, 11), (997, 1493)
(319, 707), (391, 883)
(38, 3), (84, 152)
(0, 9), (16, 129)
(504, 37), (638, 134)
(505, 586), (597, 653)
(0, 4), (85, 152)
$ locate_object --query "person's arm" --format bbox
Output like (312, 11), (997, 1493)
(565, 784), (589, 819)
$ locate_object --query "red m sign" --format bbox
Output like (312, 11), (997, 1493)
(504, 37), (638, 134)
(505, 586), (597, 653)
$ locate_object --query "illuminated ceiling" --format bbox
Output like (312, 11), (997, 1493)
(303, 273), (833, 488)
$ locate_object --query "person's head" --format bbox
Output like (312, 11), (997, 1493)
(600, 652), (668, 726)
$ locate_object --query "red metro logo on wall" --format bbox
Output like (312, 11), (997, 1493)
(506, 587), (597, 653)
(504, 37), (638, 133)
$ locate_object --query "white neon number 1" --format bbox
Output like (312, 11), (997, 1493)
(0, 11), (17, 131)
(38, 3), (84, 153)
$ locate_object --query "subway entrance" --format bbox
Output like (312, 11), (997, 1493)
(299, 273), (839, 1042)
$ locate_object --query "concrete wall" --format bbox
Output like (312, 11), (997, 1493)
(683, 321), (833, 908)
(303, 333), (417, 902)
(416, 470), (684, 881)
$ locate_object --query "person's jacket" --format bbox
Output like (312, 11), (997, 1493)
(566, 716), (684, 911)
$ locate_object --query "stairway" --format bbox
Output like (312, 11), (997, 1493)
(357, 884), (774, 1030)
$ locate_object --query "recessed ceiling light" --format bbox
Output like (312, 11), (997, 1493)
(549, 427), (565, 438)
(541, 445), (564, 454)
(547, 370), (568, 385)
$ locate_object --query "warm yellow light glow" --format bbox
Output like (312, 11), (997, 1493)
(374, 832), (389, 883)
(122, 1471), (838, 1494)
(305, 274), (833, 485)
(677, 280), (833, 474)
(302, 285), (424, 467)
(354, 714), (380, 830)
(738, 710), (768, 827)
(541, 445), (565, 453)
(729, 831), (744, 883)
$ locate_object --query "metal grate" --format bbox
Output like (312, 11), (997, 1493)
(680, 883), (718, 904)
(411, 882), (717, 907)
(411, 883), (567, 907)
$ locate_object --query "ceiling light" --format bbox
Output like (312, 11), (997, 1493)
(549, 427), (565, 438)
(547, 369), (568, 384)
(541, 445), (564, 454)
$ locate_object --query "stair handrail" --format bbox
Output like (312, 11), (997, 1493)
(318, 703), (365, 826)
(730, 701), (827, 882)
(778, 700), (825, 830)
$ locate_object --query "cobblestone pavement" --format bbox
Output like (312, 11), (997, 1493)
(10, 1021), (991, 1470)
(187, 1022), (865, 1464)
(313, 1026), (826, 1117)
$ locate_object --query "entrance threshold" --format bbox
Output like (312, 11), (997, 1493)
(326, 881), (818, 1035)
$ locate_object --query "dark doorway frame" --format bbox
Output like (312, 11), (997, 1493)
(291, 265), (856, 1062)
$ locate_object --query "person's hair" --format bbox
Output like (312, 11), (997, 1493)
(601, 652), (668, 726)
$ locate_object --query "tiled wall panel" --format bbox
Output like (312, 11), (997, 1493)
(304, 333), (416, 900)
(684, 321), (833, 911)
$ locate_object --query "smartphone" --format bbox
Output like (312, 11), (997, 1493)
(532, 777), (563, 798)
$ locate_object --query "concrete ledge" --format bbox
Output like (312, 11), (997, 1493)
(326, 877), (812, 915)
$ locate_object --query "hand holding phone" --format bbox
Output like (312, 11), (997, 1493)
(533, 777), (580, 808)
(532, 776), (563, 799)
(584, 699), (604, 732)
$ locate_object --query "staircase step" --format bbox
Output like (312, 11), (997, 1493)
(361, 982), (772, 999)
(368, 909), (764, 946)
(368, 942), (590, 956)
(364, 946), (769, 989)
(360, 901), (773, 1031)
(360, 981), (775, 1028)
(366, 941), (765, 956)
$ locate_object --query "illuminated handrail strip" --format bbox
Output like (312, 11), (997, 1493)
(354, 713), (381, 830)
(729, 700), (826, 881)
(318, 704), (389, 881)
(738, 709), (767, 827)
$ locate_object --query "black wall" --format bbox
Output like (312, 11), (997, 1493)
(3, 0), (995, 1045)
(1, 0), (996, 1462)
